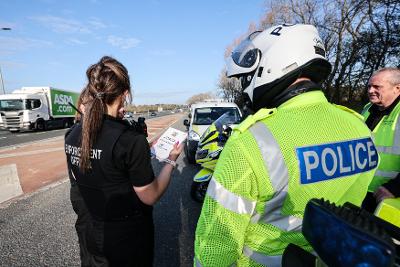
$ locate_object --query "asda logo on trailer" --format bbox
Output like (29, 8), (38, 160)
(54, 93), (73, 113)
(50, 89), (78, 116)
(54, 94), (74, 105)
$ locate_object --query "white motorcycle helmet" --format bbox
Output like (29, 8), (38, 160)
(226, 24), (331, 110)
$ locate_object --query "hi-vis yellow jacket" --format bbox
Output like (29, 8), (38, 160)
(362, 101), (400, 192)
(195, 91), (378, 267)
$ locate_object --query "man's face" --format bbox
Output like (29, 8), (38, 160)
(368, 71), (400, 108)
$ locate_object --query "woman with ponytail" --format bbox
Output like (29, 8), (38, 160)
(65, 56), (182, 266)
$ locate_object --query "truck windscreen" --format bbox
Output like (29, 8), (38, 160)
(0, 99), (24, 111)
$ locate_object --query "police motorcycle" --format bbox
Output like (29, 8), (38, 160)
(282, 198), (400, 267)
(191, 112), (238, 202)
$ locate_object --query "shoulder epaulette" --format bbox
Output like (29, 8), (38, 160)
(234, 108), (277, 134)
(334, 104), (364, 121)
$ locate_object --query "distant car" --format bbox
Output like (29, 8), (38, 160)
(150, 112), (157, 117)
(124, 112), (134, 119)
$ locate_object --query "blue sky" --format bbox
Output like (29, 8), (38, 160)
(0, 0), (265, 104)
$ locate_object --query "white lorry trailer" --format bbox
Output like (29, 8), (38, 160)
(0, 86), (79, 132)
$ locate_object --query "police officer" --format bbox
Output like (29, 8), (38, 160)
(67, 88), (101, 267)
(194, 24), (378, 266)
(361, 67), (400, 211)
(65, 56), (182, 266)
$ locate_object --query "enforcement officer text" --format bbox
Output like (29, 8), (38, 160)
(65, 144), (103, 167)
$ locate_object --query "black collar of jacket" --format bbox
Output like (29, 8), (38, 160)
(369, 95), (400, 116)
(272, 80), (320, 107)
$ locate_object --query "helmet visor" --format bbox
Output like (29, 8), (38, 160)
(231, 31), (262, 68)
(226, 31), (262, 78)
(232, 41), (258, 68)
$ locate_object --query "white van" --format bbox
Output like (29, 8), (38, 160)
(183, 101), (242, 164)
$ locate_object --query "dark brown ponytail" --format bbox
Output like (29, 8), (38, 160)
(80, 56), (131, 172)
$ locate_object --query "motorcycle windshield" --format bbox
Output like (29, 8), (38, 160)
(213, 112), (240, 133)
(199, 111), (240, 143)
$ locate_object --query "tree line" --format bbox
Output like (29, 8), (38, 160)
(125, 104), (186, 114)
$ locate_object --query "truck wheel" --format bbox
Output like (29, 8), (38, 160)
(36, 121), (46, 131)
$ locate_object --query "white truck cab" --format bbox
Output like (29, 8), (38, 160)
(0, 93), (49, 131)
(0, 87), (79, 132)
(183, 100), (242, 164)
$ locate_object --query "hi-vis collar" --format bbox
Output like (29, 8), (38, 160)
(334, 104), (365, 122)
(234, 102), (363, 135)
(234, 108), (277, 134)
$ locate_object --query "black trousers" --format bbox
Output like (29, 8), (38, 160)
(71, 185), (108, 267)
(70, 185), (154, 267)
(88, 216), (154, 267)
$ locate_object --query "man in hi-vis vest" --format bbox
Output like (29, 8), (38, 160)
(194, 24), (378, 267)
(361, 67), (400, 212)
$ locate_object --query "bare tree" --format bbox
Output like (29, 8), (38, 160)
(219, 0), (400, 108)
(217, 68), (242, 102)
(127, 104), (185, 114)
(186, 92), (215, 105)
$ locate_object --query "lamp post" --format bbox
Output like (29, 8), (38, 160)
(0, 67), (5, 95)
(0, 27), (11, 94)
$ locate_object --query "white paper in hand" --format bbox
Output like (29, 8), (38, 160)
(151, 127), (187, 161)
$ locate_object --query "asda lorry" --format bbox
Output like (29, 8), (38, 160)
(0, 87), (79, 132)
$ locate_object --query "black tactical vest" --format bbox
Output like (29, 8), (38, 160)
(65, 117), (151, 221)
